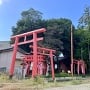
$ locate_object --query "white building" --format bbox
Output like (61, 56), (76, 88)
(0, 41), (26, 74)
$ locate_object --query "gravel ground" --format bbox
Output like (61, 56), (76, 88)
(0, 83), (90, 90)
(44, 83), (90, 90)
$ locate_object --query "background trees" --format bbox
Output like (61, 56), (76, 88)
(74, 6), (90, 61)
(11, 6), (90, 73)
(74, 6), (90, 73)
(12, 8), (73, 59)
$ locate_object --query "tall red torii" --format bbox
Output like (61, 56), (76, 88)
(9, 28), (46, 78)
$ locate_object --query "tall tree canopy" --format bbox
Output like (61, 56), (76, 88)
(43, 18), (72, 58)
(74, 29), (89, 60)
(77, 6), (90, 59)
(74, 6), (90, 72)
(78, 6), (90, 30)
(12, 8), (46, 35)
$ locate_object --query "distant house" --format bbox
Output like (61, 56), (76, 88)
(0, 41), (26, 73)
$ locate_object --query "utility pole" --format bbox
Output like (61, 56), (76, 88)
(71, 24), (73, 76)
(88, 7), (90, 61)
(81, 47), (83, 60)
(88, 39), (90, 61)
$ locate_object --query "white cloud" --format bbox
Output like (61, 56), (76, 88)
(0, 0), (3, 5)
(0, 0), (9, 6)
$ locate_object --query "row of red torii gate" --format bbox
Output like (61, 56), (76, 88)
(9, 28), (86, 80)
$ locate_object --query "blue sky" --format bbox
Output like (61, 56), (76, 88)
(0, 0), (90, 41)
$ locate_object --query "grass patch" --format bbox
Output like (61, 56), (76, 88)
(71, 80), (83, 85)
(56, 72), (71, 77)
(45, 72), (71, 78)
(0, 74), (90, 90)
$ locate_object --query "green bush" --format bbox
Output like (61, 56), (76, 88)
(59, 72), (71, 77)
(55, 72), (71, 77)
(45, 72), (71, 78)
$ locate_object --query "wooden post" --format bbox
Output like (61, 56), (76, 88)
(50, 51), (55, 80)
(71, 24), (73, 76)
(77, 61), (80, 75)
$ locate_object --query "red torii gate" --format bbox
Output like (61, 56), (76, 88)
(9, 28), (55, 79)
(73, 59), (85, 75)
(9, 28), (46, 78)
(29, 45), (55, 79)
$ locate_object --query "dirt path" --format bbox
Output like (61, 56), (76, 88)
(44, 83), (90, 90)
(0, 83), (90, 90)
(0, 82), (90, 90)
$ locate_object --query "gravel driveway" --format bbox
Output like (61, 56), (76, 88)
(44, 83), (90, 90)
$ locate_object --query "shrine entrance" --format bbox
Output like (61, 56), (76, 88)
(9, 28), (55, 80)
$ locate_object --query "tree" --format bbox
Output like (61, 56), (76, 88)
(77, 6), (90, 62)
(75, 6), (90, 73)
(74, 30), (88, 60)
(12, 8), (46, 35)
(78, 6), (90, 30)
(74, 29), (90, 73)
(42, 18), (73, 58)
